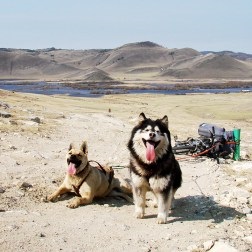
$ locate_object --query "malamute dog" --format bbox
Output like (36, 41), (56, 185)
(47, 140), (132, 208)
(127, 113), (182, 224)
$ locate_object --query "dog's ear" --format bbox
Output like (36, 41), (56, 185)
(161, 115), (168, 128)
(80, 141), (88, 154)
(139, 112), (147, 123)
(68, 143), (75, 151)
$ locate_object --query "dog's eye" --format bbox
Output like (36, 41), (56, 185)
(156, 130), (160, 134)
(145, 129), (149, 132)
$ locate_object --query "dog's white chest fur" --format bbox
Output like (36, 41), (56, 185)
(149, 175), (171, 192)
(131, 172), (171, 193)
(131, 173), (149, 188)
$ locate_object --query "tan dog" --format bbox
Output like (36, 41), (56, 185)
(47, 140), (132, 208)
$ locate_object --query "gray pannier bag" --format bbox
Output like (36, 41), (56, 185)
(198, 123), (226, 140)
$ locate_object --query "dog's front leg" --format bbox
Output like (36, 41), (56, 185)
(156, 190), (173, 224)
(133, 186), (147, 219)
(67, 192), (94, 208)
(47, 185), (70, 202)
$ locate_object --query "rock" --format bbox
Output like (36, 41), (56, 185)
(186, 244), (198, 251)
(231, 161), (252, 173)
(9, 120), (18, 125)
(122, 224), (130, 231)
(209, 241), (239, 252)
(246, 213), (252, 221)
(219, 191), (234, 206)
(235, 177), (248, 185)
(17, 190), (25, 196)
(7, 225), (19, 230)
(0, 102), (10, 109)
(232, 187), (250, 199)
(245, 183), (252, 192)
(249, 196), (252, 205)
(0, 111), (11, 118)
(22, 121), (39, 126)
(242, 235), (252, 244)
(31, 117), (41, 123)
(203, 240), (215, 251)
(0, 187), (5, 193)
(234, 229), (245, 237)
(222, 181), (231, 186)
(238, 197), (249, 204)
(190, 230), (197, 234)
(242, 207), (251, 214)
(20, 182), (33, 189)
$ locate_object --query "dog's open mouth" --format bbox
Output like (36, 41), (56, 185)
(142, 139), (160, 162)
(67, 158), (82, 175)
(142, 139), (160, 148)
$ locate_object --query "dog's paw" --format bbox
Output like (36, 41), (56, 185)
(67, 203), (78, 209)
(67, 200), (80, 209)
(157, 218), (167, 224)
(135, 211), (144, 219)
(135, 206), (145, 219)
(157, 213), (167, 224)
(46, 195), (57, 202)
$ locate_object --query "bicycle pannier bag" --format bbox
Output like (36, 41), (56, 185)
(198, 123), (226, 140)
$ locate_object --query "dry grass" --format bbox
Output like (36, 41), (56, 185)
(184, 93), (252, 121)
(1, 90), (252, 139)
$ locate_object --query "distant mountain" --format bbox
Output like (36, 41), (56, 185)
(201, 50), (252, 61)
(1, 41), (252, 81)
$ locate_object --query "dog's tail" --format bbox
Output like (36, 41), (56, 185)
(110, 176), (133, 203)
(109, 189), (133, 203)
(119, 177), (132, 195)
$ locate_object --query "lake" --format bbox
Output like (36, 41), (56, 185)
(0, 81), (251, 97)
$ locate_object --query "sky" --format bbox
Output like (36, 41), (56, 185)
(1, 0), (252, 53)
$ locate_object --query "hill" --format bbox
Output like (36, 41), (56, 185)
(1, 42), (252, 81)
(201, 50), (252, 61)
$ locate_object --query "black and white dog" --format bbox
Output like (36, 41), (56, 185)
(127, 113), (182, 224)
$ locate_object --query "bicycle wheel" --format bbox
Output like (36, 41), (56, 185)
(172, 144), (196, 154)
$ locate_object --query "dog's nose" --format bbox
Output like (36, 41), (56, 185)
(69, 155), (77, 162)
(149, 132), (155, 138)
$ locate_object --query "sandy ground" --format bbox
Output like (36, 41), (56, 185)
(0, 90), (252, 252)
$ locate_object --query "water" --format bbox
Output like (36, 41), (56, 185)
(0, 81), (251, 97)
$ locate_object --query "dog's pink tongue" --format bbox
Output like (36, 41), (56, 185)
(67, 163), (76, 175)
(146, 142), (155, 162)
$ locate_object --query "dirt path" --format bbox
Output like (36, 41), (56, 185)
(0, 90), (251, 251)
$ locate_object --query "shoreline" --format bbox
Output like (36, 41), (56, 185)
(0, 80), (252, 95)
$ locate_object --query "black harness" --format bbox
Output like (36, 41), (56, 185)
(72, 160), (114, 197)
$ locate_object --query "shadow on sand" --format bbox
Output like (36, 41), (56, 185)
(50, 193), (243, 224)
(167, 195), (243, 224)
